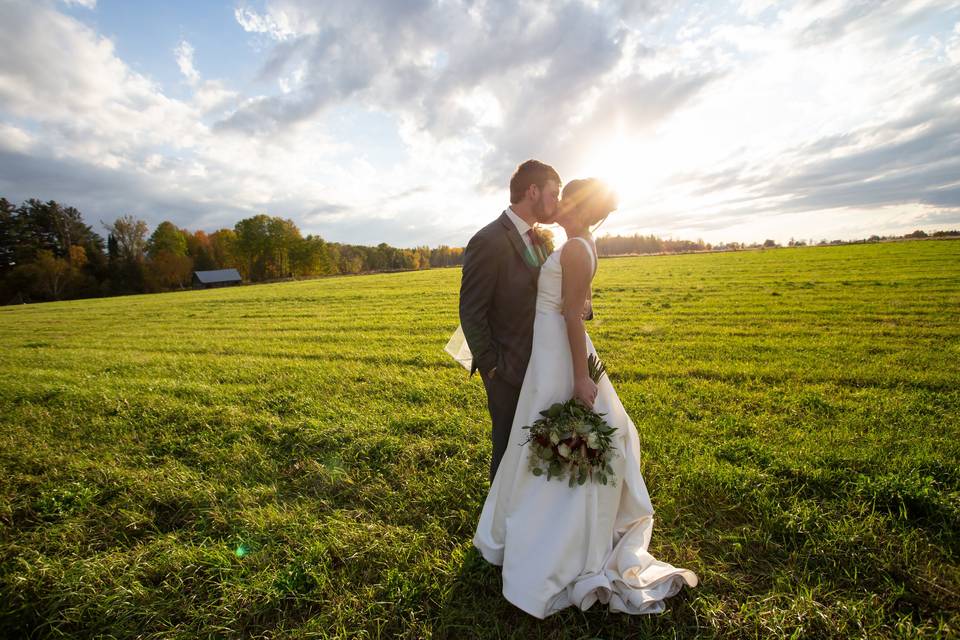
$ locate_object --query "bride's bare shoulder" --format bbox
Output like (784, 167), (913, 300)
(560, 238), (592, 269)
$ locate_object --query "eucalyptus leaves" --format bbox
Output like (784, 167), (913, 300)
(521, 354), (618, 487)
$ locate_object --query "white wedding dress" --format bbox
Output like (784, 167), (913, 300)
(470, 237), (698, 618)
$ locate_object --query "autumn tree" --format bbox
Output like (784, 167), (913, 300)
(29, 250), (72, 300)
(148, 251), (193, 290)
(290, 235), (336, 276)
(147, 221), (188, 258)
(104, 215), (149, 293)
(143, 221), (193, 290)
(429, 245), (464, 267)
(208, 229), (237, 270)
(0, 199), (106, 302)
(233, 214), (301, 281)
(9, 200), (105, 269)
(187, 230), (216, 270)
(106, 215), (149, 263)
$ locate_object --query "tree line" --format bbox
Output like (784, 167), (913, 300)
(595, 229), (960, 256)
(596, 234), (714, 255)
(3, 195), (955, 305)
(0, 197), (464, 304)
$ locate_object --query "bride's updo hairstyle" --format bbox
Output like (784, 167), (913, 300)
(560, 178), (618, 231)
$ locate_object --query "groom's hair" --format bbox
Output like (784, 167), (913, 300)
(509, 160), (561, 204)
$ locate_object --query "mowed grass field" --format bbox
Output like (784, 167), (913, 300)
(1, 240), (958, 639)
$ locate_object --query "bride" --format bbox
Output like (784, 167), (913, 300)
(472, 178), (698, 618)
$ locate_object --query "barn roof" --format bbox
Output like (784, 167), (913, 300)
(193, 268), (242, 284)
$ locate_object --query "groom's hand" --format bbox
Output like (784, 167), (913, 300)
(486, 366), (497, 380)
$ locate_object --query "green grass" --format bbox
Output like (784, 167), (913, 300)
(1, 240), (958, 639)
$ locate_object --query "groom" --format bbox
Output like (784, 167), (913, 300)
(459, 159), (561, 482)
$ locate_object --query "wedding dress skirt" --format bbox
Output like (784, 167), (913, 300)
(471, 305), (698, 618)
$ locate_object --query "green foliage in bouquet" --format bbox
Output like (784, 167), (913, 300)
(521, 354), (618, 486)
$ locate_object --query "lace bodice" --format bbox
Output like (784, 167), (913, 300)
(536, 236), (596, 314)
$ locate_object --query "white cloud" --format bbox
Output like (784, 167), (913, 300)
(194, 80), (238, 113)
(948, 21), (960, 63)
(174, 40), (200, 86)
(61, 0), (95, 9)
(0, 1), (335, 233)
(0, 124), (33, 152)
(589, 0), (960, 244)
(2, 0), (959, 248)
(738, 0), (775, 18)
(222, 0), (692, 192)
(0, 2), (201, 169)
(234, 5), (301, 41)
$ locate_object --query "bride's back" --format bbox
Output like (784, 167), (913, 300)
(536, 237), (595, 314)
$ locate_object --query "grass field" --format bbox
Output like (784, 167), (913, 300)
(1, 239), (958, 639)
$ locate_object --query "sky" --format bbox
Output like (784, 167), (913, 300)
(0, 0), (959, 248)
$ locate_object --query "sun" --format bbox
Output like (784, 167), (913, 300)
(576, 135), (659, 206)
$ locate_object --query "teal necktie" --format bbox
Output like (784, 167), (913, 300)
(526, 229), (545, 266)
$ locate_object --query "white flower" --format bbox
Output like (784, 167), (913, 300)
(558, 443), (572, 458)
(550, 432), (560, 445)
(586, 432), (599, 449)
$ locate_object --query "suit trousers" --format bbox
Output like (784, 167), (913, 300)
(481, 373), (522, 483)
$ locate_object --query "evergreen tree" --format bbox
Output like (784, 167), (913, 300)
(0, 198), (16, 273)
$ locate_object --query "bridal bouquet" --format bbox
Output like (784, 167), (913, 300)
(521, 354), (618, 487)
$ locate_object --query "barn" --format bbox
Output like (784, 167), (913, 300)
(192, 268), (242, 289)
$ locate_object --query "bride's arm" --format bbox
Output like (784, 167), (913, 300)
(560, 241), (598, 408)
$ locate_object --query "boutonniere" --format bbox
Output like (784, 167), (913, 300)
(530, 227), (554, 255)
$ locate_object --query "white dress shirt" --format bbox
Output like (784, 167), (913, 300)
(505, 206), (534, 252)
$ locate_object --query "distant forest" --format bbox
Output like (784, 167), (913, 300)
(1, 196), (957, 305)
(0, 197), (464, 305)
(595, 228), (960, 255)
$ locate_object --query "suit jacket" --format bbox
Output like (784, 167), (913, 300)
(459, 211), (545, 388)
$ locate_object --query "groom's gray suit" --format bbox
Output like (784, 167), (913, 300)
(460, 211), (546, 482)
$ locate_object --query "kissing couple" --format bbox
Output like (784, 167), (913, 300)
(447, 160), (698, 618)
